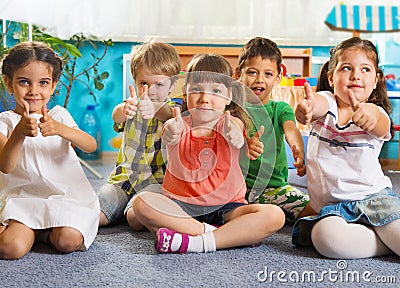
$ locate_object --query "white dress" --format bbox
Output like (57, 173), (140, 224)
(0, 105), (100, 250)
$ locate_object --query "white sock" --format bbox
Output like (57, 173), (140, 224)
(171, 224), (217, 253)
(203, 223), (218, 233)
(187, 235), (204, 253)
(201, 231), (216, 252)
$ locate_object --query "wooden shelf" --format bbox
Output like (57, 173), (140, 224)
(174, 46), (312, 77)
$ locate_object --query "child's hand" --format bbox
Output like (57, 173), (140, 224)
(138, 85), (155, 119)
(38, 105), (61, 137)
(16, 100), (38, 137)
(349, 90), (379, 132)
(123, 85), (139, 119)
(246, 125), (264, 160)
(223, 111), (244, 149)
(162, 107), (184, 145)
(296, 82), (314, 125)
(291, 144), (306, 177)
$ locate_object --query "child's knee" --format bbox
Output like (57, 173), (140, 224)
(257, 204), (285, 233)
(50, 227), (83, 253)
(0, 236), (31, 260)
(126, 207), (146, 231)
(132, 193), (155, 221)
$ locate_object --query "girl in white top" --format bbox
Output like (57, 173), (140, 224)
(0, 42), (100, 260)
(293, 37), (400, 259)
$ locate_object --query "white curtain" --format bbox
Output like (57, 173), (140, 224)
(1, 0), (399, 45)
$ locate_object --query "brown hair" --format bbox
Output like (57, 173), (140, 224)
(237, 37), (282, 74)
(316, 61), (333, 93)
(2, 41), (63, 82)
(184, 53), (253, 132)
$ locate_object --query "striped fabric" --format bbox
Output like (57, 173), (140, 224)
(325, 4), (400, 32)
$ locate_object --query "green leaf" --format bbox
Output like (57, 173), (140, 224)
(100, 72), (109, 80)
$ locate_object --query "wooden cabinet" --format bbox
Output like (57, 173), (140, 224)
(174, 46), (312, 77)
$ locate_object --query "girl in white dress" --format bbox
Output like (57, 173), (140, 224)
(0, 41), (100, 260)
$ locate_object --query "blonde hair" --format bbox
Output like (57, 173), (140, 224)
(130, 42), (181, 80)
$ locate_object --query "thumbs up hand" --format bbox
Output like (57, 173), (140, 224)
(16, 100), (38, 137)
(138, 85), (155, 119)
(162, 107), (184, 145)
(291, 144), (306, 177)
(123, 85), (139, 119)
(295, 82), (314, 125)
(223, 111), (244, 149)
(348, 89), (379, 132)
(246, 125), (264, 160)
(38, 105), (60, 137)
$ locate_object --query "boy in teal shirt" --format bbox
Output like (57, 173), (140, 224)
(236, 37), (314, 223)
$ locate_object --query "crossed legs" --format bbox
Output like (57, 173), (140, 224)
(310, 216), (400, 259)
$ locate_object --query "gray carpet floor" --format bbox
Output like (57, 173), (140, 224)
(1, 159), (400, 288)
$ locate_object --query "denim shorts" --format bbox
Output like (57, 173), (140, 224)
(172, 200), (245, 226)
(97, 183), (161, 224)
(292, 188), (400, 246)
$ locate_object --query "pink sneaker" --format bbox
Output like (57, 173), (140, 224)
(155, 228), (189, 254)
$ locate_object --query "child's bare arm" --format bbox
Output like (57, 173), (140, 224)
(162, 107), (183, 146)
(283, 120), (306, 176)
(246, 126), (264, 160)
(0, 102), (39, 173)
(38, 106), (96, 153)
(296, 82), (329, 125)
(348, 90), (390, 138)
(112, 85), (139, 124)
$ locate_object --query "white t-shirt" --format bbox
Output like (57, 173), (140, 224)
(307, 91), (392, 212)
(0, 105), (99, 250)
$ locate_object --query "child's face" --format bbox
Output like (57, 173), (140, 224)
(134, 66), (173, 102)
(185, 81), (231, 125)
(5, 60), (57, 115)
(235, 56), (281, 104)
(329, 47), (378, 106)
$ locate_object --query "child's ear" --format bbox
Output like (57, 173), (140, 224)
(226, 88), (232, 105)
(3, 76), (13, 93)
(234, 67), (241, 80)
(328, 73), (334, 87)
(51, 80), (58, 93)
(275, 72), (282, 86)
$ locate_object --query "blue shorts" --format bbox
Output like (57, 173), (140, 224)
(97, 183), (161, 224)
(292, 188), (400, 246)
(172, 200), (245, 226)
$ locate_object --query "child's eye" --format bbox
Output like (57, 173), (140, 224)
(40, 80), (49, 86)
(18, 79), (29, 86)
(342, 66), (351, 71)
(189, 87), (201, 93)
(247, 71), (257, 76)
(212, 88), (222, 94)
(139, 82), (148, 87)
(362, 67), (371, 72)
(265, 72), (273, 77)
(155, 82), (164, 87)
